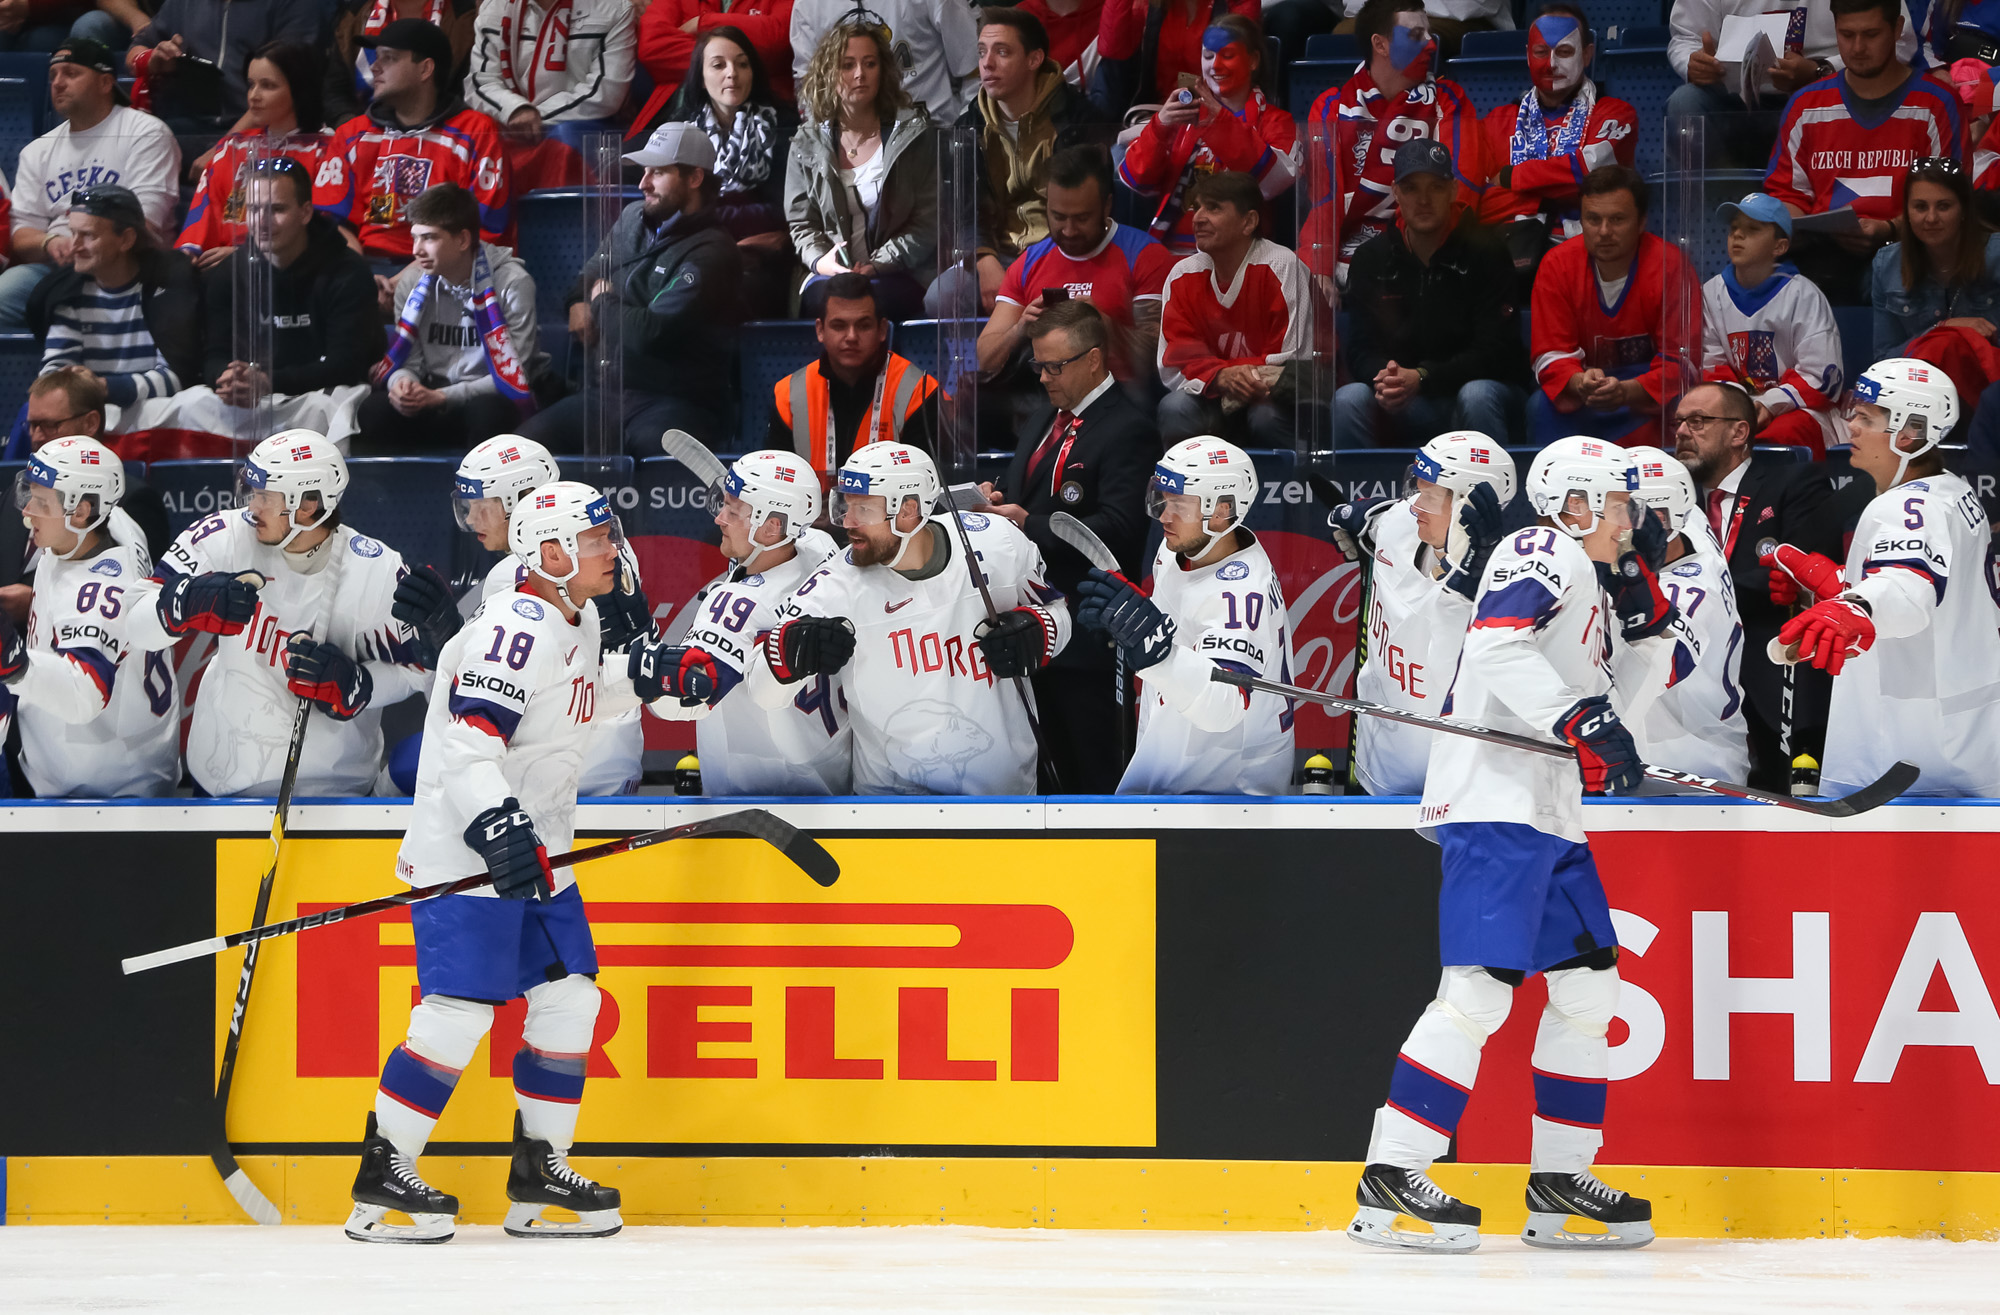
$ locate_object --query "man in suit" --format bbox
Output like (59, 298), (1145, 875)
(1673, 380), (1841, 790)
(980, 299), (1158, 792)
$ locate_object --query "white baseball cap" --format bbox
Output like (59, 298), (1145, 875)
(621, 121), (718, 171)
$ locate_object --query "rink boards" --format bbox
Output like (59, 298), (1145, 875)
(5, 796), (2000, 1238)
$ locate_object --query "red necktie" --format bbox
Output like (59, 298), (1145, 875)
(1707, 487), (1727, 539)
(1027, 410), (1077, 490)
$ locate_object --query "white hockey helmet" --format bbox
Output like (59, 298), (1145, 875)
(1148, 437), (1257, 553)
(453, 434), (559, 530)
(717, 448), (821, 570)
(1525, 436), (1640, 538)
(1627, 444), (1697, 529)
(831, 442), (940, 569)
(1853, 357), (1960, 485)
(509, 480), (625, 591)
(13, 435), (124, 560)
(237, 429), (348, 549)
(1411, 430), (1517, 505)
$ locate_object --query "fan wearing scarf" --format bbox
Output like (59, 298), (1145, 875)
(1117, 15), (1299, 254)
(1302, 0), (1488, 287)
(466, 0), (638, 191)
(360, 181), (541, 454)
(1477, 7), (1635, 266)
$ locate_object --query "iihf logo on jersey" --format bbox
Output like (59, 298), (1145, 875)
(1217, 560), (1250, 580)
(514, 598), (546, 620)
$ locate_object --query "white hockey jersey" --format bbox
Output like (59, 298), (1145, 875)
(1822, 473), (2000, 797)
(652, 528), (850, 796)
(1352, 500), (1473, 797)
(12, 522), (180, 797)
(1613, 523), (1750, 785)
(1119, 530), (1295, 795)
(398, 585), (641, 892)
(1700, 266), (1844, 451)
(747, 514), (1070, 795)
(127, 513), (430, 797)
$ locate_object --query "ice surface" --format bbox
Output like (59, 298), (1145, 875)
(2, 1225), (1995, 1313)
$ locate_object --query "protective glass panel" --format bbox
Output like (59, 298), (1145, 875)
(1297, 119), (1338, 466)
(933, 124), (980, 483)
(222, 134), (283, 454)
(572, 131), (629, 458)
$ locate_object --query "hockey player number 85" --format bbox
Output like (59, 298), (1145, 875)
(483, 626), (535, 670)
(75, 582), (124, 619)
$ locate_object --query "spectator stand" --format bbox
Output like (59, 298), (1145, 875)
(936, 126), (984, 483)
(0, 50), (53, 135)
(736, 320), (822, 453)
(1446, 30), (1531, 115)
(1289, 34), (1360, 122)
(0, 334), (41, 433)
(0, 74), (37, 183)
(1595, 25), (1675, 179)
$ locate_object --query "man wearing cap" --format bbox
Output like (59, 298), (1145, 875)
(521, 120), (741, 455)
(1337, 138), (1529, 448)
(129, 0), (318, 148)
(314, 17), (514, 265)
(0, 37), (180, 331)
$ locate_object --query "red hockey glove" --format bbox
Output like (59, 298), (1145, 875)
(1764, 543), (1845, 608)
(1777, 597), (1875, 675)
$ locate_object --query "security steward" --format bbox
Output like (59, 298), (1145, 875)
(766, 272), (942, 474)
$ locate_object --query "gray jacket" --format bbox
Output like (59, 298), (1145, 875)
(385, 242), (541, 405)
(784, 107), (938, 276)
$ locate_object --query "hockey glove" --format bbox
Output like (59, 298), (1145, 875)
(762, 616), (856, 683)
(1441, 481), (1505, 601)
(1628, 500), (1671, 571)
(1074, 568), (1177, 670)
(464, 797), (553, 901)
(1765, 544), (1845, 608)
(1553, 694), (1644, 796)
(629, 639), (721, 706)
(597, 555), (655, 652)
(285, 636), (373, 720)
(1327, 497), (1390, 563)
(158, 570), (259, 637)
(390, 564), (462, 667)
(975, 604), (1060, 678)
(1604, 547), (1679, 643)
(0, 608), (24, 684)
(1778, 596), (1875, 675)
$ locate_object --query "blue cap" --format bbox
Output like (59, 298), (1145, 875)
(1392, 138), (1454, 183)
(1716, 191), (1793, 237)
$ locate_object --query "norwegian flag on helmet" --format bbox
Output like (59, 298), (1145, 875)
(1910, 367), (1931, 383)
(1207, 449), (1230, 464)
(774, 465), (796, 482)
(890, 450), (911, 465)
(497, 446), (520, 463)
(290, 444), (315, 462)
(78, 448), (100, 465)
(1580, 441), (1604, 457)
(1641, 461), (1665, 478)
(535, 492), (557, 509)
(1468, 447), (1490, 464)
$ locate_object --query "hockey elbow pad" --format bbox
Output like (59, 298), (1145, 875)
(0, 609), (23, 684)
(762, 616), (856, 683)
(1554, 694), (1643, 796)
(975, 605), (1060, 678)
(464, 797), (554, 901)
(391, 564), (463, 667)
(285, 636), (374, 720)
(159, 570), (260, 636)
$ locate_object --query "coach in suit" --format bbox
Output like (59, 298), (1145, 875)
(981, 299), (1158, 792)
(1674, 380), (1841, 790)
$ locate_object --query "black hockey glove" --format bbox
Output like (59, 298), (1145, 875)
(629, 639), (721, 706)
(1554, 695), (1643, 796)
(391, 564), (462, 668)
(285, 636), (373, 720)
(1629, 500), (1671, 571)
(464, 797), (554, 901)
(975, 604), (1060, 678)
(761, 616), (855, 683)
(1327, 497), (1390, 563)
(1074, 568), (1176, 670)
(597, 556), (655, 652)
(158, 570), (260, 636)
(1441, 481), (1505, 602)
(1601, 551), (1679, 643)
(0, 607), (24, 684)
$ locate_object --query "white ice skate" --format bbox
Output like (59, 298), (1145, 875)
(1521, 1169), (1655, 1249)
(1347, 1163), (1482, 1254)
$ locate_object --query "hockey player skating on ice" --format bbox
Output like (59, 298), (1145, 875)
(349, 481), (639, 1244)
(1350, 436), (1675, 1254)
(1074, 436), (1296, 795)
(391, 435), (656, 794)
(629, 450), (849, 794)
(1329, 433), (1516, 796)
(0, 436), (180, 797)
(745, 443), (1071, 795)
(1769, 359), (2000, 796)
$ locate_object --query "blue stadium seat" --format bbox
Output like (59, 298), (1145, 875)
(1596, 49), (1677, 176)
(891, 320), (980, 385)
(0, 52), (50, 132)
(1458, 30), (1528, 59)
(0, 78), (36, 182)
(1288, 59), (1355, 121)
(0, 332), (41, 427)
(513, 190), (636, 309)
(1450, 64), (1529, 114)
(1604, 24), (1671, 52)
(344, 457), (460, 570)
(1303, 34), (1359, 61)
(1752, 444), (1810, 465)
(737, 320), (821, 450)
(1832, 305), (1873, 392)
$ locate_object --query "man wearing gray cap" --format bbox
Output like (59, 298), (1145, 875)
(522, 121), (742, 455)
(1336, 138), (1528, 449)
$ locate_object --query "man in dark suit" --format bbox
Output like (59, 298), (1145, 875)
(1674, 381), (1841, 790)
(980, 299), (1157, 792)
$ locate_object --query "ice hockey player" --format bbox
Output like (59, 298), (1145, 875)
(1073, 436), (1295, 794)
(1770, 358), (2000, 796)
(0, 436), (179, 796)
(1350, 436), (1672, 1254)
(745, 443), (1071, 794)
(124, 431), (430, 797)
(390, 435), (655, 794)
(628, 450), (848, 794)
(1616, 445), (1747, 785)
(1328, 432), (1516, 796)
(349, 481), (639, 1244)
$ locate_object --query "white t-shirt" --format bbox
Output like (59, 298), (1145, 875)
(12, 106), (183, 243)
(1352, 499), (1474, 797)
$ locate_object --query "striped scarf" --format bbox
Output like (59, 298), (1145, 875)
(381, 245), (535, 410)
(1508, 80), (1595, 167)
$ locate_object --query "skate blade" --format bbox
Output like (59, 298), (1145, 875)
(344, 1202), (455, 1244)
(1521, 1211), (1655, 1250)
(502, 1201), (623, 1239)
(1346, 1205), (1481, 1254)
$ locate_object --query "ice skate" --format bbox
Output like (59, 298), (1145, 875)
(502, 1112), (623, 1238)
(1347, 1163), (1482, 1253)
(1521, 1169), (1655, 1249)
(345, 1112), (459, 1244)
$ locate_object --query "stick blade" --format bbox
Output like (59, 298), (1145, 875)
(1049, 511), (1121, 574)
(689, 808), (841, 887)
(123, 936), (228, 975)
(1816, 759), (1922, 818)
(212, 1152), (282, 1225)
(659, 428), (730, 488)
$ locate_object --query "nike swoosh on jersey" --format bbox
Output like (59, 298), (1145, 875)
(885, 598), (914, 612)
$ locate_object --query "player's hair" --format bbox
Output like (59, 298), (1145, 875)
(1026, 298), (1109, 357)
(1532, 2), (1593, 42)
(816, 271), (880, 319)
(29, 365), (107, 420)
(247, 40), (324, 135)
(1830, 0), (1900, 27)
(978, 7), (1050, 56)
(1048, 144), (1114, 199)
(1578, 163), (1649, 217)
(1191, 170), (1264, 234)
(1696, 379), (1758, 428)
(1899, 157), (1990, 292)
(405, 182), (480, 236)
(799, 20), (912, 126)
(1355, 0), (1426, 49)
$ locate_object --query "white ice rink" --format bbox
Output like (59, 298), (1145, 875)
(3, 1226), (1996, 1313)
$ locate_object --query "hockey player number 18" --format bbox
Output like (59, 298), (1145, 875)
(483, 627), (535, 670)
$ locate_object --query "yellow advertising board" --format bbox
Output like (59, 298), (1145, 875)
(215, 836), (1157, 1147)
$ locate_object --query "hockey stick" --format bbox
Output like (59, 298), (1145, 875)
(942, 484), (1060, 789)
(659, 427), (729, 490)
(1207, 668), (1921, 818)
(1048, 513), (1133, 761)
(123, 808), (839, 976)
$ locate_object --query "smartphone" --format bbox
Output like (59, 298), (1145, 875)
(1041, 287), (1069, 304)
(1175, 71), (1200, 90)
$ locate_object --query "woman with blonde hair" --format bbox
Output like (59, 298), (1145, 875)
(785, 20), (937, 319)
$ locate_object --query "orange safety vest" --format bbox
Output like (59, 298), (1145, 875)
(773, 353), (937, 473)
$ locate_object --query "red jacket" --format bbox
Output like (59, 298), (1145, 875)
(1477, 86), (1636, 229)
(632, 0), (795, 131)
(1530, 231), (1700, 407)
(1117, 89), (1297, 252)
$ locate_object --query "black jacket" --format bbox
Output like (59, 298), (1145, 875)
(570, 201), (742, 413)
(1344, 213), (1532, 398)
(998, 383), (1158, 672)
(202, 215), (383, 394)
(1712, 452), (1842, 734)
(29, 248), (205, 402)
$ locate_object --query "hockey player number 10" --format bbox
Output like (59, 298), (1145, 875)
(1220, 591), (1264, 630)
